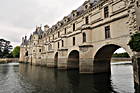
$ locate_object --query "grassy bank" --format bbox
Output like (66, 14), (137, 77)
(0, 58), (19, 63)
(111, 58), (131, 62)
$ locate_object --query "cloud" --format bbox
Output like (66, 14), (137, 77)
(0, 0), (85, 47)
(0, 23), (32, 46)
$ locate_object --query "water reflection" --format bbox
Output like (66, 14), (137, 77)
(19, 64), (121, 93)
(0, 62), (137, 93)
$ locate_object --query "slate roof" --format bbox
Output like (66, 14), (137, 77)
(46, 0), (101, 33)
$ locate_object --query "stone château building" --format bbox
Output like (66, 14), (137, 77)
(20, 0), (140, 74)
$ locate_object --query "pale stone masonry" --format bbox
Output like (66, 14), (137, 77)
(20, 0), (140, 74)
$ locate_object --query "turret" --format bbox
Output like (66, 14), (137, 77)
(44, 25), (49, 32)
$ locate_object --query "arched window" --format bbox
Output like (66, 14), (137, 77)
(83, 33), (86, 43)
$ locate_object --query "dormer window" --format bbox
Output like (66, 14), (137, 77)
(64, 17), (70, 23)
(58, 22), (63, 27)
(85, 5), (88, 9)
(48, 44), (52, 51)
(73, 13), (75, 17)
(55, 26), (57, 30)
(72, 10), (78, 18)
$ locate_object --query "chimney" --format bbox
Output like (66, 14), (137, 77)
(22, 37), (24, 43)
(25, 36), (27, 41)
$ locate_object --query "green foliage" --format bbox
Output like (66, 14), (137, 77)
(128, 33), (140, 52)
(12, 46), (20, 58)
(0, 39), (13, 58)
(112, 52), (130, 58)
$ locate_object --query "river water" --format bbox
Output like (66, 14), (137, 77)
(0, 61), (135, 93)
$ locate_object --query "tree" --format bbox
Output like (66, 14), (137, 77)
(12, 46), (20, 58)
(112, 52), (130, 58)
(128, 33), (140, 52)
(0, 39), (13, 58)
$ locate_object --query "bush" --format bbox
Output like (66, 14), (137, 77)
(12, 46), (20, 58)
(128, 33), (140, 52)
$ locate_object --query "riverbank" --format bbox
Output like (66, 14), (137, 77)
(111, 58), (131, 62)
(0, 58), (19, 63)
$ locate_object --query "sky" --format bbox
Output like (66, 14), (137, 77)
(0, 0), (125, 53)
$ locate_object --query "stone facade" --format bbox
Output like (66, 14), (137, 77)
(20, 0), (140, 74)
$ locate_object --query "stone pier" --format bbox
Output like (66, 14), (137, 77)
(133, 52), (140, 91)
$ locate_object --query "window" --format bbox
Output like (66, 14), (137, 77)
(49, 37), (50, 42)
(62, 40), (64, 47)
(73, 23), (76, 31)
(105, 26), (111, 39)
(39, 49), (42, 52)
(53, 35), (54, 40)
(85, 16), (89, 24)
(58, 32), (60, 38)
(25, 51), (28, 56)
(65, 28), (67, 34)
(73, 37), (75, 46)
(137, 1), (139, 8)
(73, 13), (75, 17)
(83, 33), (86, 42)
(104, 6), (109, 18)
(58, 42), (60, 49)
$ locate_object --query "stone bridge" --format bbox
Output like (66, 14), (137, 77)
(19, 0), (140, 87)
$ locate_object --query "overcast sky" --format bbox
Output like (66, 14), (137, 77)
(0, 0), (125, 53)
(0, 0), (86, 46)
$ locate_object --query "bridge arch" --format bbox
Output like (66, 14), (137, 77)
(93, 44), (132, 73)
(67, 50), (79, 69)
(54, 52), (58, 68)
